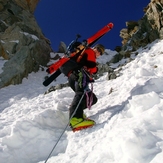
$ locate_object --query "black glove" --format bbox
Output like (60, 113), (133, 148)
(46, 68), (50, 74)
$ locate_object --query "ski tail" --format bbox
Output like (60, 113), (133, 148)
(43, 69), (61, 86)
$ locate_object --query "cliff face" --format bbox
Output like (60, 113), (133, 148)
(14, 0), (39, 13)
(119, 0), (163, 55)
(0, 0), (52, 88)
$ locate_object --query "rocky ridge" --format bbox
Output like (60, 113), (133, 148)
(119, 0), (163, 55)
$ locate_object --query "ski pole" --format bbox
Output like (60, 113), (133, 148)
(44, 91), (86, 163)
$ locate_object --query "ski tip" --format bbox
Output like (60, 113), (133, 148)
(108, 22), (114, 29)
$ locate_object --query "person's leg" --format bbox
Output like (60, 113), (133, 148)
(69, 91), (84, 119)
(68, 73), (85, 119)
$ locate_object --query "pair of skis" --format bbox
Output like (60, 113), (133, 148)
(43, 22), (114, 87)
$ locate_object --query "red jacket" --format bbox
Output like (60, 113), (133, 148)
(60, 47), (98, 76)
(78, 48), (98, 74)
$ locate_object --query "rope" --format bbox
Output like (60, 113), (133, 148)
(44, 91), (86, 163)
(82, 68), (94, 110)
(85, 83), (93, 109)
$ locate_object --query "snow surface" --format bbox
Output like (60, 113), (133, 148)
(0, 40), (163, 163)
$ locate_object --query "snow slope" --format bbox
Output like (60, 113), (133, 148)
(0, 40), (163, 163)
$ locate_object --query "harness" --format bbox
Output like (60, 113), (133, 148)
(78, 68), (94, 109)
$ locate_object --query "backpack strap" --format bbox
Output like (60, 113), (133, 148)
(76, 44), (87, 63)
(69, 44), (85, 58)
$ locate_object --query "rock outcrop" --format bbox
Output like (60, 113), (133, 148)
(101, 0), (163, 84)
(119, 0), (163, 56)
(0, 0), (52, 88)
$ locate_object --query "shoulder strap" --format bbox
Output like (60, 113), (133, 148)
(76, 48), (86, 62)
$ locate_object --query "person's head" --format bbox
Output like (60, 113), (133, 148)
(93, 44), (105, 58)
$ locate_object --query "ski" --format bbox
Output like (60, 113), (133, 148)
(87, 22), (113, 46)
(43, 22), (114, 86)
(43, 69), (61, 87)
(46, 57), (70, 75)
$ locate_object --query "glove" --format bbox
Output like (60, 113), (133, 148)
(46, 68), (50, 74)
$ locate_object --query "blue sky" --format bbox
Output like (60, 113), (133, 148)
(34, 0), (150, 51)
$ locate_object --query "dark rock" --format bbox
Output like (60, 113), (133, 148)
(0, 0), (52, 88)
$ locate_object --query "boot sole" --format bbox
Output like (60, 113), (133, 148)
(72, 124), (95, 132)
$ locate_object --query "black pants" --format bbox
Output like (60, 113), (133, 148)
(68, 73), (98, 119)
